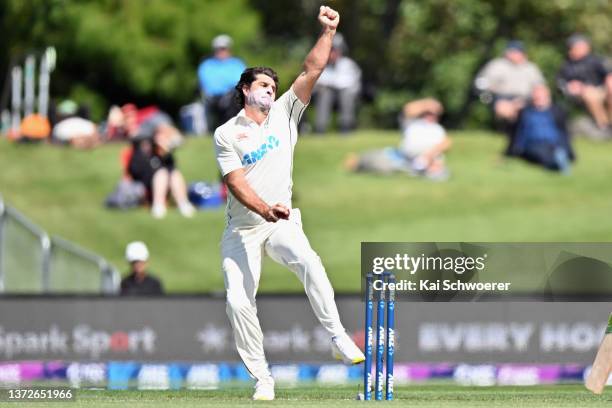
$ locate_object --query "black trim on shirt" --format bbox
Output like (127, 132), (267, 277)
(296, 104), (307, 124)
(287, 98), (300, 187)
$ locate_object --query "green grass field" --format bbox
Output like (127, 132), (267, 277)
(7, 385), (611, 407)
(2, 130), (612, 293)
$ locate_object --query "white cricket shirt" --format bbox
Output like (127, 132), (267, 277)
(399, 118), (446, 158)
(214, 87), (307, 227)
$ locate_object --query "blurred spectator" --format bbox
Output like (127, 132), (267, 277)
(117, 104), (195, 218)
(105, 105), (129, 141)
(475, 40), (545, 125)
(398, 98), (452, 178)
(313, 33), (361, 134)
(197, 34), (246, 132)
(345, 98), (451, 180)
(52, 100), (100, 148)
(557, 34), (612, 132)
(50, 99), (79, 124)
(120, 241), (164, 296)
(507, 84), (575, 173)
(17, 114), (51, 142)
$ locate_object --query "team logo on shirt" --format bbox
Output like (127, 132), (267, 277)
(236, 132), (249, 141)
(241, 135), (280, 165)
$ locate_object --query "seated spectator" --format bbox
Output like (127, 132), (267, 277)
(104, 105), (129, 141)
(475, 40), (545, 125)
(121, 104), (195, 219)
(51, 100), (100, 148)
(507, 84), (575, 173)
(344, 98), (451, 180)
(398, 98), (452, 177)
(197, 34), (245, 132)
(17, 114), (51, 142)
(120, 241), (163, 296)
(557, 34), (612, 132)
(313, 33), (361, 134)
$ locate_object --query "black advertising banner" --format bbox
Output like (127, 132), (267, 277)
(0, 298), (609, 364)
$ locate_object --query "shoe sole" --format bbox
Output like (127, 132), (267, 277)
(332, 350), (366, 365)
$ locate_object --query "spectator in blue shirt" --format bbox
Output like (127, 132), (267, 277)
(507, 84), (575, 173)
(197, 34), (246, 131)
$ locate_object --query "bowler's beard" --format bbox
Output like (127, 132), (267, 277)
(246, 88), (273, 113)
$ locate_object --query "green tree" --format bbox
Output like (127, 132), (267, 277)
(252, 0), (612, 128)
(2, 0), (611, 127)
(1, 0), (262, 120)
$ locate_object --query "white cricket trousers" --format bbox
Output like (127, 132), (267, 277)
(221, 208), (345, 381)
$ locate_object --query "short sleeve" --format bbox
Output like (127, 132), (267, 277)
(275, 87), (308, 125)
(214, 129), (243, 176)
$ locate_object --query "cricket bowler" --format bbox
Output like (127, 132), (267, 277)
(213, 5), (364, 401)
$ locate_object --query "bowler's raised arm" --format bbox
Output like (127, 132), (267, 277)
(291, 6), (340, 104)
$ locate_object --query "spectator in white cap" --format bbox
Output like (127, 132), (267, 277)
(120, 241), (164, 295)
(197, 34), (247, 132)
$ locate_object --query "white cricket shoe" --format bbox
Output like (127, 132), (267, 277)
(151, 204), (167, 219)
(178, 201), (196, 218)
(331, 332), (366, 364)
(252, 377), (275, 401)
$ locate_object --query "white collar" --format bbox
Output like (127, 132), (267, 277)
(236, 108), (270, 127)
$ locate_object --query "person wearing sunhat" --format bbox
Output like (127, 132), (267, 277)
(475, 40), (545, 124)
(197, 34), (246, 132)
(120, 241), (164, 296)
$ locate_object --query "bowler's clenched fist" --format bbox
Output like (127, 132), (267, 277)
(318, 6), (339, 30)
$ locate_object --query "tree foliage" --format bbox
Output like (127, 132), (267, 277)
(1, 0), (262, 119)
(254, 0), (612, 127)
(1, 0), (611, 126)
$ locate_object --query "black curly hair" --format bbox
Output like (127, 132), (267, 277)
(234, 67), (279, 107)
